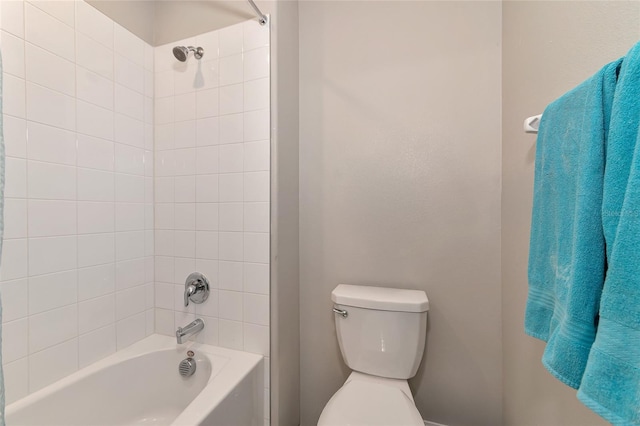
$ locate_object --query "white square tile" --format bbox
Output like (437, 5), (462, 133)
(155, 308), (174, 336)
(196, 175), (219, 202)
(199, 59), (220, 90)
(155, 149), (175, 177)
(174, 120), (197, 149)
(195, 231), (218, 260)
(145, 230), (154, 256)
(28, 161), (75, 200)
(174, 148), (196, 176)
(4, 74), (26, 118)
(196, 30), (219, 59)
(155, 70), (174, 98)
(196, 289), (218, 317)
(29, 1), (75, 27)
(115, 203), (145, 232)
(78, 263), (116, 301)
(115, 84), (144, 120)
(25, 3), (74, 61)
(243, 323), (269, 356)
(116, 312), (146, 350)
(218, 232), (243, 261)
(5, 157), (27, 198)
(2, 31), (25, 78)
(174, 257), (196, 285)
(243, 293), (269, 325)
(243, 20), (269, 51)
(1, 1), (25, 38)
(155, 230), (174, 257)
(174, 59), (199, 94)
(219, 203), (243, 231)
(194, 315), (218, 345)
(155, 124), (175, 151)
(220, 83), (243, 115)
(244, 140), (270, 171)
(0, 240), (28, 281)
(219, 113), (243, 144)
(4, 358), (29, 404)
(243, 47), (269, 82)
(0, 278), (28, 322)
(116, 231), (145, 261)
(155, 203), (174, 230)
(244, 109), (270, 142)
(77, 100), (114, 140)
(154, 43), (175, 73)
(175, 203), (196, 230)
(155, 282), (174, 310)
(196, 146), (219, 175)
(155, 177), (174, 203)
(219, 144), (244, 173)
(219, 290), (242, 321)
(219, 54), (243, 86)
(2, 318), (28, 363)
(27, 121), (76, 166)
(78, 168), (114, 202)
(115, 144), (145, 176)
(4, 116), (27, 158)
(219, 173), (243, 202)
(175, 92), (197, 122)
(79, 294), (115, 334)
(146, 125), (154, 150)
(244, 263), (269, 295)
(115, 174), (145, 202)
(78, 202), (114, 234)
(29, 304), (77, 353)
(219, 319), (243, 350)
(115, 258), (145, 290)
(76, 0), (114, 48)
(244, 202), (269, 232)
(244, 232), (269, 263)
(174, 176), (196, 203)
(76, 65), (114, 110)
(144, 95), (153, 123)
(244, 78), (270, 111)
(154, 256), (174, 283)
(28, 200), (76, 237)
(195, 259), (218, 288)
(115, 114), (145, 148)
(115, 54), (144, 94)
(4, 199), (27, 240)
(219, 24), (243, 57)
(174, 231), (196, 258)
(76, 32), (113, 79)
(25, 43), (75, 96)
(116, 286), (146, 320)
(196, 117), (220, 146)
(218, 261), (243, 291)
(155, 96), (174, 125)
(29, 338), (78, 392)
(77, 233), (115, 267)
(27, 82), (75, 130)
(196, 88), (219, 118)
(114, 24), (144, 67)
(79, 324), (116, 368)
(244, 171), (270, 202)
(196, 203), (219, 231)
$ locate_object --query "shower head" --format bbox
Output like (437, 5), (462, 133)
(173, 46), (204, 62)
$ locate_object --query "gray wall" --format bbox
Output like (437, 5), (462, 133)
(299, 2), (503, 425)
(501, 2), (640, 425)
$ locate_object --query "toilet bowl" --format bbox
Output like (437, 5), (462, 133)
(318, 284), (430, 426)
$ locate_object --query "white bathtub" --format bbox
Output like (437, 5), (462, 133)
(6, 334), (264, 426)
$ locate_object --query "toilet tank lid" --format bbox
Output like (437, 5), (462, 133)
(332, 284), (429, 313)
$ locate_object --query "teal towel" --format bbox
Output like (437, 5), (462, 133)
(577, 41), (640, 426)
(525, 58), (622, 389)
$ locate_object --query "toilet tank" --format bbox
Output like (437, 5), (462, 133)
(331, 284), (429, 380)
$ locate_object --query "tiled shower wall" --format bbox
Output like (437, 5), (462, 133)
(0, 1), (155, 404)
(152, 20), (270, 421)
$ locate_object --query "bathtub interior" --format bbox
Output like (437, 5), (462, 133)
(6, 346), (227, 426)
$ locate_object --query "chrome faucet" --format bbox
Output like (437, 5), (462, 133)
(176, 318), (204, 344)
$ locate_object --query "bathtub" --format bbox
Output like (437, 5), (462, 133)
(5, 334), (264, 425)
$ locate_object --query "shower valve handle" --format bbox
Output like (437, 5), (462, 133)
(184, 272), (210, 307)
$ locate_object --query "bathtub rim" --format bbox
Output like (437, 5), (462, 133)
(6, 334), (264, 426)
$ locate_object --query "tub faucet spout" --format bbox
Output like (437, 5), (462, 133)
(176, 318), (204, 344)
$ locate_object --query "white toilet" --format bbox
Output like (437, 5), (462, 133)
(318, 284), (430, 426)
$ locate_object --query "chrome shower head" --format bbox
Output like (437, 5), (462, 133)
(173, 46), (204, 62)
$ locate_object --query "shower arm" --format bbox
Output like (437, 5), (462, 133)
(247, 0), (268, 25)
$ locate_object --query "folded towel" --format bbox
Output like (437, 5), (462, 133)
(525, 57), (622, 389)
(577, 41), (640, 426)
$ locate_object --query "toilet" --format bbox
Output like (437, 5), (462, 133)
(318, 284), (430, 426)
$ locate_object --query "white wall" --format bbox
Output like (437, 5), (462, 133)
(501, 2), (640, 425)
(151, 20), (271, 424)
(0, 0), (155, 404)
(299, 2), (502, 425)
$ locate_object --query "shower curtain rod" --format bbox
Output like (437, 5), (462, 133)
(247, 0), (268, 25)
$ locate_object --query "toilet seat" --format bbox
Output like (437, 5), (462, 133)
(317, 373), (424, 426)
